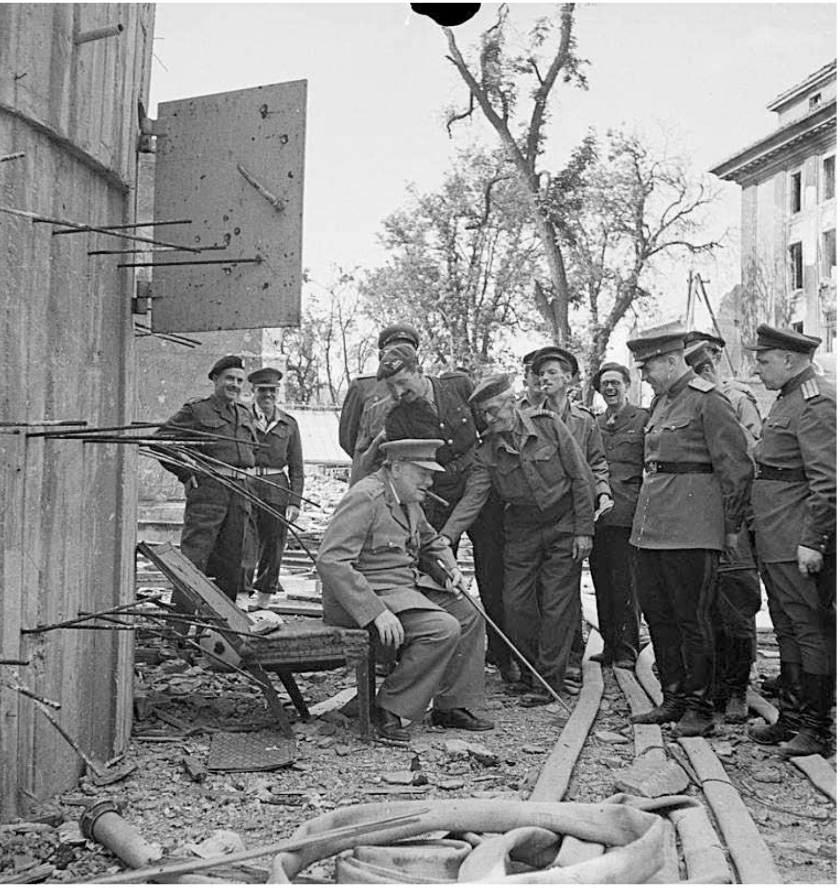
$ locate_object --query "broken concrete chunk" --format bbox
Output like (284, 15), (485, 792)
(595, 730), (631, 744)
(443, 738), (498, 766)
(383, 771), (428, 786)
(614, 757), (689, 797)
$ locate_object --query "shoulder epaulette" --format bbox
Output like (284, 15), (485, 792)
(801, 377), (820, 400)
(527, 407), (559, 419)
(571, 402), (595, 417)
(688, 377), (716, 392)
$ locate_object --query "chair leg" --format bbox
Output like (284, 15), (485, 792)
(277, 672), (310, 721)
(353, 653), (374, 739)
(243, 663), (294, 739)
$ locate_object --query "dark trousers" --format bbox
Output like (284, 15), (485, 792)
(181, 477), (253, 601)
(252, 487), (291, 594)
(589, 525), (640, 661)
(761, 559), (834, 676)
(635, 547), (719, 713)
(504, 517), (582, 692)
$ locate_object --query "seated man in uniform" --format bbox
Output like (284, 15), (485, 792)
(316, 438), (493, 744)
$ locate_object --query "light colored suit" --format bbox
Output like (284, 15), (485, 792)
(316, 469), (486, 721)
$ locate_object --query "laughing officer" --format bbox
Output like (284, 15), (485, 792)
(627, 331), (753, 737)
(316, 438), (492, 744)
(156, 355), (259, 602)
(744, 324), (836, 756)
(246, 367), (304, 610)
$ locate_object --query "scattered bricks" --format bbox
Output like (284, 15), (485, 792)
(383, 771), (428, 786)
(181, 756), (207, 783)
(595, 730), (631, 744)
(614, 753), (689, 798)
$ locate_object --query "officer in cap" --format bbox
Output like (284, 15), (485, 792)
(685, 340), (762, 722)
(744, 324), (835, 756)
(244, 367), (304, 610)
(440, 373), (595, 703)
(588, 362), (648, 669)
(338, 323), (420, 469)
(156, 355), (259, 602)
(317, 438), (493, 743)
(626, 330), (753, 736)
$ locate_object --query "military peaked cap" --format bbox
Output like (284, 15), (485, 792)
(208, 354), (245, 379)
(626, 331), (686, 368)
(685, 329), (726, 348)
(592, 362), (631, 392)
(684, 341), (717, 369)
(522, 348), (549, 367)
(377, 344), (419, 380)
(378, 323), (421, 350)
(744, 323), (822, 354)
(248, 367), (284, 387)
(468, 373), (513, 405)
(380, 438), (445, 471)
(529, 345), (580, 377)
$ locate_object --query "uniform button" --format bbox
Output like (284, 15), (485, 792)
(462, 418), (467, 423)
(447, 439), (454, 445)
(439, 423), (445, 429)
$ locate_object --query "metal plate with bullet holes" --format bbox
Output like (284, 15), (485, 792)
(152, 80), (306, 332)
(207, 730), (296, 771)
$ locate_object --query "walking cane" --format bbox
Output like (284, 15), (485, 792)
(436, 560), (572, 714)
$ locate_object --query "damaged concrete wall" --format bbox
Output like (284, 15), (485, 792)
(0, 3), (155, 819)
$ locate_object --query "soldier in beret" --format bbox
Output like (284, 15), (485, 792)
(440, 374), (595, 703)
(588, 363), (647, 669)
(316, 438), (492, 743)
(685, 340), (762, 722)
(156, 355), (259, 602)
(518, 348), (547, 408)
(744, 324), (835, 756)
(245, 367), (304, 610)
(338, 323), (420, 479)
(627, 331), (753, 737)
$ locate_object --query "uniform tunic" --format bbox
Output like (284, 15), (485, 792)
(338, 374), (379, 457)
(157, 394), (258, 601)
(316, 470), (485, 721)
(752, 365), (836, 676)
(441, 410), (595, 692)
(590, 404), (648, 661)
(248, 405), (305, 594)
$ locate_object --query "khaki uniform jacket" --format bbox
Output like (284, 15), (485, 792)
(338, 374), (379, 457)
(440, 409), (595, 541)
(630, 372), (753, 551)
(157, 394), (257, 481)
(598, 404), (649, 528)
(752, 366), (836, 562)
(721, 379), (763, 445)
(316, 470), (459, 629)
(251, 406), (304, 508)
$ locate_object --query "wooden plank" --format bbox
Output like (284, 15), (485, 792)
(790, 754), (837, 802)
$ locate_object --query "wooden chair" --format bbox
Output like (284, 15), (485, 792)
(138, 542), (374, 739)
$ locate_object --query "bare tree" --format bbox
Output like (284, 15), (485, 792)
(553, 131), (722, 399)
(442, 3), (588, 344)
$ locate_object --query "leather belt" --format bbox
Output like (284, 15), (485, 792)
(254, 467), (286, 477)
(755, 462), (807, 482)
(645, 461), (714, 475)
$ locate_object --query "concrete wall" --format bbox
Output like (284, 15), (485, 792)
(0, 3), (155, 818)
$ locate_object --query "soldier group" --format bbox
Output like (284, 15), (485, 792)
(157, 320), (835, 755)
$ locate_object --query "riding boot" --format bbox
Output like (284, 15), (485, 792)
(631, 685), (686, 725)
(778, 673), (834, 757)
(723, 636), (754, 724)
(748, 661), (801, 744)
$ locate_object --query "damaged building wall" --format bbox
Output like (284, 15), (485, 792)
(0, 3), (155, 819)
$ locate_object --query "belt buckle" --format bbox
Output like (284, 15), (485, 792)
(646, 461), (659, 475)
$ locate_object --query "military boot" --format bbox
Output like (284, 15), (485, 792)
(631, 688), (686, 725)
(748, 661), (801, 745)
(778, 673), (833, 757)
(723, 637), (754, 724)
(673, 708), (715, 737)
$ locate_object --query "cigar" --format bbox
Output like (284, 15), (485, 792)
(424, 490), (450, 508)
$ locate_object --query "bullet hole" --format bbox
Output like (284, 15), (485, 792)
(223, 267), (232, 276)
(223, 233), (231, 245)
(194, 235), (201, 243)
(222, 214), (230, 222)
(259, 104), (269, 119)
(262, 283), (270, 290)
(234, 227), (241, 235)
(200, 174), (206, 180)
(279, 134), (289, 145)
(288, 172), (294, 179)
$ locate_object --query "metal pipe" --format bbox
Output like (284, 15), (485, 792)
(74, 23), (124, 45)
(21, 595), (163, 634)
(117, 256), (262, 268)
(54, 218), (191, 235)
(435, 559), (572, 713)
(0, 420), (87, 428)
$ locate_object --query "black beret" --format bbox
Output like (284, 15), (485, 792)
(592, 362), (631, 392)
(248, 367), (284, 387)
(468, 373), (514, 405)
(530, 346), (580, 378)
(378, 323), (421, 350)
(685, 329), (725, 348)
(626, 331), (686, 367)
(744, 323), (821, 354)
(377, 344), (419, 380)
(522, 348), (545, 367)
(208, 354), (245, 379)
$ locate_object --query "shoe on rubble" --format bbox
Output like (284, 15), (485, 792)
(248, 591), (274, 611)
(672, 709), (715, 738)
(723, 691), (749, 724)
(630, 696), (686, 725)
(372, 704), (410, 744)
(778, 728), (831, 758)
(430, 708), (494, 732)
(747, 718), (798, 745)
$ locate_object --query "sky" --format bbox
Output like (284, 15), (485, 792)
(148, 1), (837, 328)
